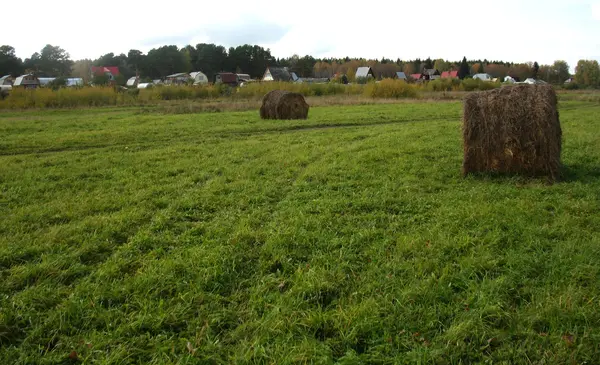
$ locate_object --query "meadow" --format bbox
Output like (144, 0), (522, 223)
(0, 79), (499, 110)
(1, 99), (600, 364)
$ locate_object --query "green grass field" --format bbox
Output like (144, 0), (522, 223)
(1, 100), (600, 364)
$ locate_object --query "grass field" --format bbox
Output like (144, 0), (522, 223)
(1, 99), (600, 364)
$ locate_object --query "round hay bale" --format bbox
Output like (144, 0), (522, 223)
(260, 90), (309, 120)
(462, 84), (562, 180)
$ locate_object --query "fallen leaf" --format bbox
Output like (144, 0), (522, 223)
(539, 332), (548, 337)
(68, 351), (78, 360)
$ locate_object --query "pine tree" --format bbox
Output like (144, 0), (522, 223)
(533, 61), (540, 79)
(458, 57), (470, 79)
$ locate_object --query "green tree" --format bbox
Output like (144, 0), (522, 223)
(423, 57), (433, 70)
(71, 59), (93, 83)
(0, 45), (23, 76)
(127, 49), (145, 75)
(48, 77), (67, 90)
(193, 43), (228, 82)
(552, 60), (570, 84)
(93, 53), (117, 67)
(575, 60), (600, 87)
(92, 73), (110, 85)
(433, 59), (449, 72)
(533, 61), (540, 79)
(145, 45), (188, 78)
(27, 45), (74, 76)
(458, 57), (470, 79)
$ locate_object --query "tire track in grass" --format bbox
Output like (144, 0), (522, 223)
(0, 116), (461, 157)
(3, 103), (597, 158)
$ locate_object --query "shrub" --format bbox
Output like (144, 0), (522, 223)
(49, 77), (67, 90)
(563, 82), (579, 90)
(363, 79), (419, 98)
(0, 87), (136, 109)
(355, 77), (372, 85)
(460, 79), (501, 92)
(426, 78), (462, 92)
(92, 74), (110, 86)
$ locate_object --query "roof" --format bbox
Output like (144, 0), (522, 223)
(410, 73), (422, 80)
(218, 72), (238, 83)
(473, 73), (492, 80)
(236, 73), (251, 80)
(441, 71), (459, 78)
(355, 67), (374, 78)
(166, 73), (189, 78)
(265, 67), (292, 81)
(423, 69), (440, 76)
(14, 74), (40, 86)
(91, 66), (120, 76)
(38, 78), (56, 86)
(66, 78), (84, 87)
(190, 71), (207, 79)
(0, 75), (12, 85)
(396, 72), (407, 79)
(126, 76), (139, 86)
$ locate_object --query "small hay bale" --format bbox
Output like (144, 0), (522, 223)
(260, 90), (309, 120)
(462, 84), (562, 180)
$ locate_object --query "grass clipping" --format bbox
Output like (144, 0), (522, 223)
(462, 84), (562, 180)
(260, 90), (309, 120)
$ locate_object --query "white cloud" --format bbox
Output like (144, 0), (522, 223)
(593, 2), (600, 19)
(4, 0), (600, 69)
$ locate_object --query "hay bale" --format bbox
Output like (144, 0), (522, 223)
(462, 84), (562, 180)
(260, 90), (309, 120)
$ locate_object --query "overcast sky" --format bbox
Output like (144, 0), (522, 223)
(4, 0), (600, 69)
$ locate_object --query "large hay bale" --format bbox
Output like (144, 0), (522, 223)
(260, 90), (309, 120)
(462, 84), (562, 180)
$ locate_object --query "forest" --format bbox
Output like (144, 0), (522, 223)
(1, 43), (598, 87)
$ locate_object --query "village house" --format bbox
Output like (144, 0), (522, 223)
(263, 67), (292, 82)
(215, 72), (239, 86)
(394, 72), (407, 80)
(126, 76), (139, 87)
(422, 69), (441, 80)
(473, 73), (492, 81)
(236, 74), (251, 82)
(91, 66), (120, 82)
(0, 75), (14, 85)
(441, 70), (459, 79)
(13, 74), (40, 89)
(355, 67), (375, 79)
(189, 71), (208, 85)
(165, 73), (191, 85)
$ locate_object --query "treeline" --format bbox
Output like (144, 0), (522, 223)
(1, 43), (600, 87)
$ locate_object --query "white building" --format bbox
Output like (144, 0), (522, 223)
(190, 71), (208, 85)
(472, 73), (492, 81)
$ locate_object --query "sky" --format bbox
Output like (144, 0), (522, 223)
(4, 0), (600, 70)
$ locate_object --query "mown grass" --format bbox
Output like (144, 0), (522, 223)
(1, 101), (599, 364)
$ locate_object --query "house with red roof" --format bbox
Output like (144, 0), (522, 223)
(441, 70), (459, 79)
(90, 66), (120, 83)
